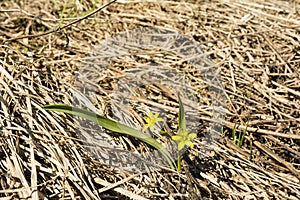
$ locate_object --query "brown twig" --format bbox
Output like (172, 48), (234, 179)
(254, 140), (300, 181)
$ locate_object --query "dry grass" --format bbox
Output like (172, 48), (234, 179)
(1, 0), (300, 199)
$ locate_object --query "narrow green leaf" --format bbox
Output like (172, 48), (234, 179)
(43, 104), (176, 169)
(178, 95), (186, 131)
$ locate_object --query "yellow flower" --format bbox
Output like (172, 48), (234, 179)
(143, 112), (163, 132)
(171, 129), (197, 150)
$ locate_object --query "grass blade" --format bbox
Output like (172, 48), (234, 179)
(178, 95), (186, 131)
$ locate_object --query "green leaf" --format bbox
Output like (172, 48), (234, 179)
(43, 104), (176, 169)
(178, 95), (186, 131)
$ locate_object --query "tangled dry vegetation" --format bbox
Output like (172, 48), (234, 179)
(1, 0), (300, 199)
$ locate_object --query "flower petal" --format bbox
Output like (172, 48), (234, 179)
(188, 133), (197, 139)
(185, 141), (194, 149)
(171, 135), (182, 141)
(150, 125), (155, 132)
(178, 141), (185, 150)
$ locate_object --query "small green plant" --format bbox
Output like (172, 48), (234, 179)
(232, 121), (248, 147)
(43, 95), (196, 171)
(171, 95), (197, 171)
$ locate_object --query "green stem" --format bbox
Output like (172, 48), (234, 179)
(177, 155), (182, 172)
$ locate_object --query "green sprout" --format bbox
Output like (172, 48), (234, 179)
(143, 112), (163, 132)
(232, 121), (248, 147)
(171, 95), (196, 171)
(43, 94), (196, 172)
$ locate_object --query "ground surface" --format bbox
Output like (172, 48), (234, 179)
(1, 0), (300, 199)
